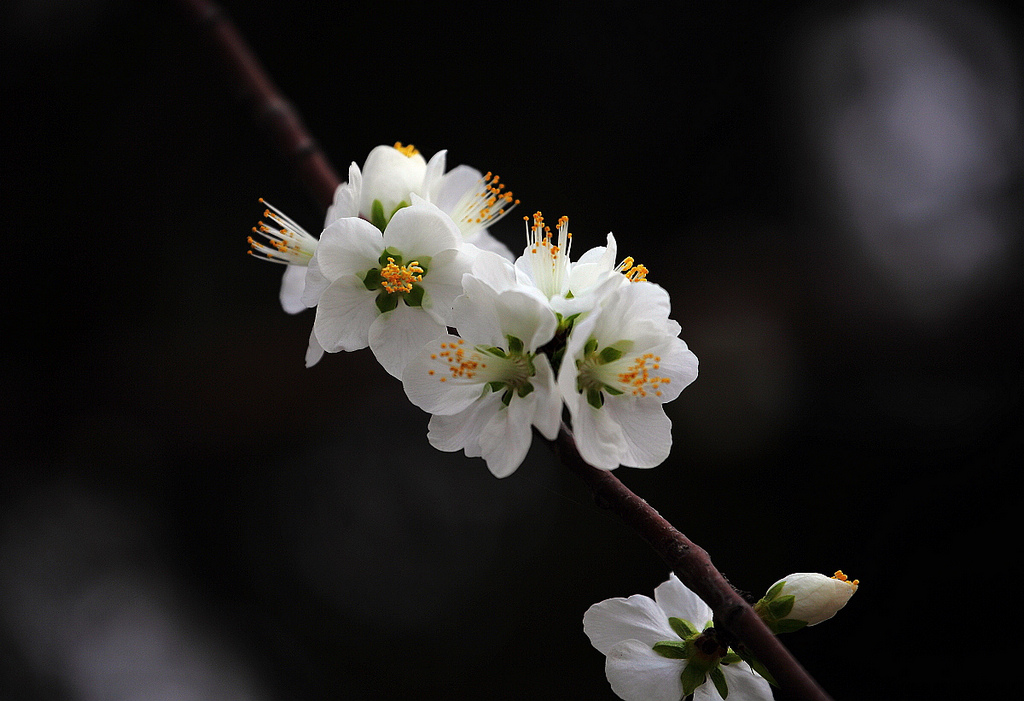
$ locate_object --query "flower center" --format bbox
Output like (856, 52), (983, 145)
(449, 171), (520, 238)
(576, 340), (672, 407)
(379, 257), (424, 294)
(422, 337), (537, 406)
(393, 141), (419, 157)
(247, 198), (317, 266)
(523, 211), (572, 298)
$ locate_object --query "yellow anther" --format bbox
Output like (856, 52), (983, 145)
(379, 257), (424, 294)
(393, 142), (419, 157)
(618, 255), (649, 282)
(832, 570), (860, 587)
(616, 353), (672, 398)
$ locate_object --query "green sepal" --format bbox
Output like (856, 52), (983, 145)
(680, 663), (706, 697)
(773, 618), (808, 634)
(763, 580), (786, 602)
(768, 595), (795, 619)
(501, 388), (514, 406)
(558, 312), (581, 334)
(720, 652), (743, 665)
(362, 267), (383, 291)
(517, 382), (535, 398)
(652, 640), (689, 659)
(598, 346), (623, 363)
(709, 667), (729, 699)
(668, 617), (698, 638)
(378, 247), (403, 266)
(586, 387), (604, 409)
(390, 200), (410, 219)
(370, 199), (388, 231)
(481, 345), (507, 358)
(375, 291), (399, 313)
(507, 335), (524, 354)
(603, 384), (624, 396)
(487, 381), (506, 393)
(583, 337), (599, 356)
(404, 284), (425, 307)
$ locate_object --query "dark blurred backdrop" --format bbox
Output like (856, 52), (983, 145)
(2, 0), (1021, 699)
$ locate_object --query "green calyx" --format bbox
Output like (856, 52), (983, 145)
(478, 335), (537, 407)
(576, 337), (634, 409)
(754, 581), (808, 634)
(369, 199), (410, 231)
(652, 626), (737, 698)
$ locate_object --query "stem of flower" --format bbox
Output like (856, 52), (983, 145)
(178, 0), (340, 211)
(179, 2), (835, 698)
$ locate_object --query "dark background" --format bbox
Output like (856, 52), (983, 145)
(2, 0), (1021, 699)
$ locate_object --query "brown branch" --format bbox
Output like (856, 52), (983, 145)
(554, 427), (834, 701)
(178, 2), (834, 699)
(179, 0), (341, 209)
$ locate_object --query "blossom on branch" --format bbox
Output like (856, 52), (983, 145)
(557, 280), (698, 470)
(403, 255), (561, 477)
(584, 574), (773, 701)
(326, 142), (518, 259)
(301, 199), (472, 378)
(754, 571), (859, 633)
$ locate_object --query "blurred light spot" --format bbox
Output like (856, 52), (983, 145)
(0, 483), (269, 701)
(790, 0), (1022, 319)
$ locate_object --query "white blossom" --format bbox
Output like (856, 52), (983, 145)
(403, 256), (560, 477)
(584, 574), (773, 701)
(558, 281), (698, 470)
(302, 199), (472, 378)
(513, 213), (649, 320)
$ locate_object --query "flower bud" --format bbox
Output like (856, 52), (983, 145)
(757, 571), (858, 630)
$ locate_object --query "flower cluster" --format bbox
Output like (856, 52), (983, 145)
(249, 142), (698, 477)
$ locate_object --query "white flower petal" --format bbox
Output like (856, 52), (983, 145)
(422, 149), (448, 203)
(478, 397), (533, 478)
(604, 639), (685, 701)
(715, 662), (773, 701)
(571, 400), (629, 470)
(382, 202), (461, 259)
(324, 163), (361, 225)
(403, 335), (488, 416)
(368, 302), (447, 379)
(313, 217), (383, 283)
(529, 354), (562, 440)
(583, 594), (677, 654)
(469, 250), (518, 291)
(313, 276), (377, 352)
(358, 144), (428, 216)
(604, 399), (672, 469)
(653, 574), (713, 627)
(427, 393), (504, 457)
(304, 328), (325, 368)
(435, 164), (482, 213)
(279, 264), (308, 314)
(419, 246), (472, 326)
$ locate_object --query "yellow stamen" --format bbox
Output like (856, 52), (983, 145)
(393, 142), (419, 157)
(832, 570), (860, 588)
(379, 257), (424, 294)
(618, 256), (649, 282)
(617, 353), (671, 398)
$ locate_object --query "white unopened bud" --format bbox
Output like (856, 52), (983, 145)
(766, 570), (859, 626)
